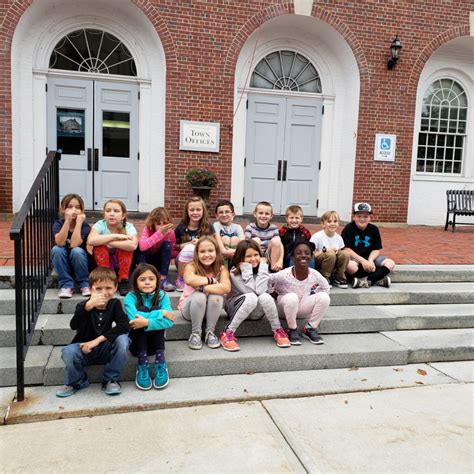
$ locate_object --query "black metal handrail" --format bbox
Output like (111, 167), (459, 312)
(10, 151), (60, 401)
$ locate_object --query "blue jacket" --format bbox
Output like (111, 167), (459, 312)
(123, 291), (174, 332)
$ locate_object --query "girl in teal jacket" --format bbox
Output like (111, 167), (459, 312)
(124, 264), (175, 391)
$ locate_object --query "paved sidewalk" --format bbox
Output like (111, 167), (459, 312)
(1, 383), (472, 472)
(1, 217), (473, 266)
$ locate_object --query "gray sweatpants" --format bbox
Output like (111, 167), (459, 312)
(181, 291), (224, 334)
(226, 292), (280, 333)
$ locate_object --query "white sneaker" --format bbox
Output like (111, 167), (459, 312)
(352, 277), (370, 289)
(58, 288), (73, 298)
(81, 287), (91, 297)
(205, 331), (221, 349)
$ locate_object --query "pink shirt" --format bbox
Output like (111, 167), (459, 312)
(178, 271), (216, 311)
(268, 267), (330, 299)
(139, 226), (176, 254)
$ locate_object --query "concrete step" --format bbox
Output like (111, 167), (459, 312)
(381, 328), (474, 363)
(0, 345), (53, 387)
(1, 265), (473, 290)
(1, 282), (474, 315)
(43, 332), (409, 386)
(1, 304), (473, 347)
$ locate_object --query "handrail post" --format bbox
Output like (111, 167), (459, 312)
(14, 237), (25, 401)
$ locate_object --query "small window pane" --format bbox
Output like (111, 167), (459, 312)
(427, 134), (436, 146)
(426, 160), (434, 172)
(444, 162), (452, 173)
(435, 161), (443, 173)
(446, 135), (454, 147)
(416, 160), (425, 172)
(440, 107), (449, 119)
(57, 108), (85, 155)
(421, 118), (429, 130)
(454, 149), (462, 161)
(453, 162), (461, 173)
(459, 108), (467, 120)
(455, 136), (463, 147)
(427, 147), (435, 159)
(102, 111), (130, 158)
(436, 147), (444, 160)
(429, 120), (439, 132)
(439, 120), (448, 132)
(445, 148), (453, 161)
(417, 146), (425, 158)
(437, 135), (445, 147)
(418, 133), (427, 145)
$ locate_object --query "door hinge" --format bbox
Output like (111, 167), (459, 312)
(318, 161), (321, 170)
(138, 91), (140, 100)
(137, 194), (140, 203)
(45, 84), (48, 92)
(242, 197), (245, 206)
(246, 99), (248, 109)
(316, 199), (319, 208)
(244, 158), (246, 167)
(137, 152), (140, 161)
(322, 105), (325, 115)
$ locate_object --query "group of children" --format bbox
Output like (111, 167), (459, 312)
(54, 193), (394, 397)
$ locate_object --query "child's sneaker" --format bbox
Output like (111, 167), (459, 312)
(161, 279), (176, 292)
(205, 331), (221, 349)
(175, 277), (185, 292)
(374, 275), (391, 288)
(286, 328), (302, 346)
(220, 329), (240, 352)
(188, 332), (203, 350)
(118, 279), (129, 296)
(58, 287), (73, 299)
(352, 277), (370, 289)
(81, 286), (91, 297)
(135, 363), (152, 390)
(332, 279), (348, 289)
(55, 378), (90, 398)
(273, 328), (291, 348)
(302, 324), (324, 345)
(103, 380), (122, 395)
(153, 361), (169, 389)
(325, 277), (333, 289)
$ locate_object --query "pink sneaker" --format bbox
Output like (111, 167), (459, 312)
(273, 328), (291, 348)
(219, 330), (240, 352)
(81, 287), (91, 297)
(175, 277), (185, 292)
(58, 288), (73, 299)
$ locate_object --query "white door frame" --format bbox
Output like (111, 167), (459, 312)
(11, 0), (166, 212)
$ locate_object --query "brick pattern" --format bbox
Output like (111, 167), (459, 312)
(0, 0), (471, 221)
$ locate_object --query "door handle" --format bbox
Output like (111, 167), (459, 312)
(87, 148), (92, 171)
(277, 160), (282, 181)
(282, 160), (288, 181)
(94, 148), (99, 171)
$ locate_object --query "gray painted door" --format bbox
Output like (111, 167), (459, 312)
(47, 78), (139, 210)
(244, 94), (322, 215)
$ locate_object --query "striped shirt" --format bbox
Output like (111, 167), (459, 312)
(244, 222), (280, 251)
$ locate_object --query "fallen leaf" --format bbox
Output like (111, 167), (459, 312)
(393, 368), (403, 372)
(361, 378), (368, 382)
(370, 405), (373, 410)
(349, 367), (359, 371)
(58, 406), (64, 410)
(246, 372), (255, 375)
(417, 369), (427, 376)
(415, 381), (424, 385)
(344, 400), (348, 404)
(243, 389), (248, 393)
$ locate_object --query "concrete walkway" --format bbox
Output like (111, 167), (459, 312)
(1, 382), (472, 473)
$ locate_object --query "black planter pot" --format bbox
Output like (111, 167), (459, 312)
(190, 186), (213, 205)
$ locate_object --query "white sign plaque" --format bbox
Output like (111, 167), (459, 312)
(374, 134), (396, 162)
(180, 120), (220, 153)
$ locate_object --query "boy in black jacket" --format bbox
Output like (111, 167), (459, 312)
(56, 267), (130, 397)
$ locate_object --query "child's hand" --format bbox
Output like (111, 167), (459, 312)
(114, 234), (133, 241)
(156, 223), (174, 235)
(80, 340), (98, 354)
(87, 292), (107, 310)
(361, 259), (375, 272)
(162, 310), (176, 322)
(271, 261), (283, 272)
(64, 208), (75, 222)
(130, 314), (149, 329)
(76, 213), (86, 224)
(239, 262), (252, 270)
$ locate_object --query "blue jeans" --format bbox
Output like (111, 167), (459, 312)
(60, 334), (130, 386)
(145, 240), (173, 277)
(51, 245), (89, 289)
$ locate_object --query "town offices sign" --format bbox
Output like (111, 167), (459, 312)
(180, 120), (220, 153)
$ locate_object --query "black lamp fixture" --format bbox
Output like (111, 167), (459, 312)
(387, 37), (402, 70)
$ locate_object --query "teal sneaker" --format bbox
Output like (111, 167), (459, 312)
(153, 361), (169, 389)
(135, 363), (152, 390)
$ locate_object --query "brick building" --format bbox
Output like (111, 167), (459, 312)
(0, 0), (472, 224)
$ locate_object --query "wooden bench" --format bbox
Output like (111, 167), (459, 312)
(445, 190), (474, 231)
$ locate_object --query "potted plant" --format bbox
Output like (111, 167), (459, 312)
(185, 167), (218, 203)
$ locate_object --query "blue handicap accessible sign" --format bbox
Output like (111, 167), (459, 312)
(374, 134), (396, 162)
(381, 138), (391, 150)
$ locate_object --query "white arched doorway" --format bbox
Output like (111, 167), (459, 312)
(232, 14), (360, 219)
(11, 0), (166, 212)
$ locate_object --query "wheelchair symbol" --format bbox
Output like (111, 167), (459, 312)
(381, 138), (391, 150)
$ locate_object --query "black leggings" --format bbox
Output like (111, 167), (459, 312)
(352, 265), (390, 284)
(129, 328), (165, 356)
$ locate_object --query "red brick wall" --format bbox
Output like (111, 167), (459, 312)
(0, 0), (471, 221)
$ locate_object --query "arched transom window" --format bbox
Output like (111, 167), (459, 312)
(416, 79), (467, 174)
(49, 29), (137, 76)
(250, 50), (321, 93)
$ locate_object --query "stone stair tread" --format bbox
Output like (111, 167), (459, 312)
(42, 333), (409, 385)
(0, 345), (53, 386)
(2, 363), (460, 425)
(381, 328), (474, 363)
(2, 282), (474, 315)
